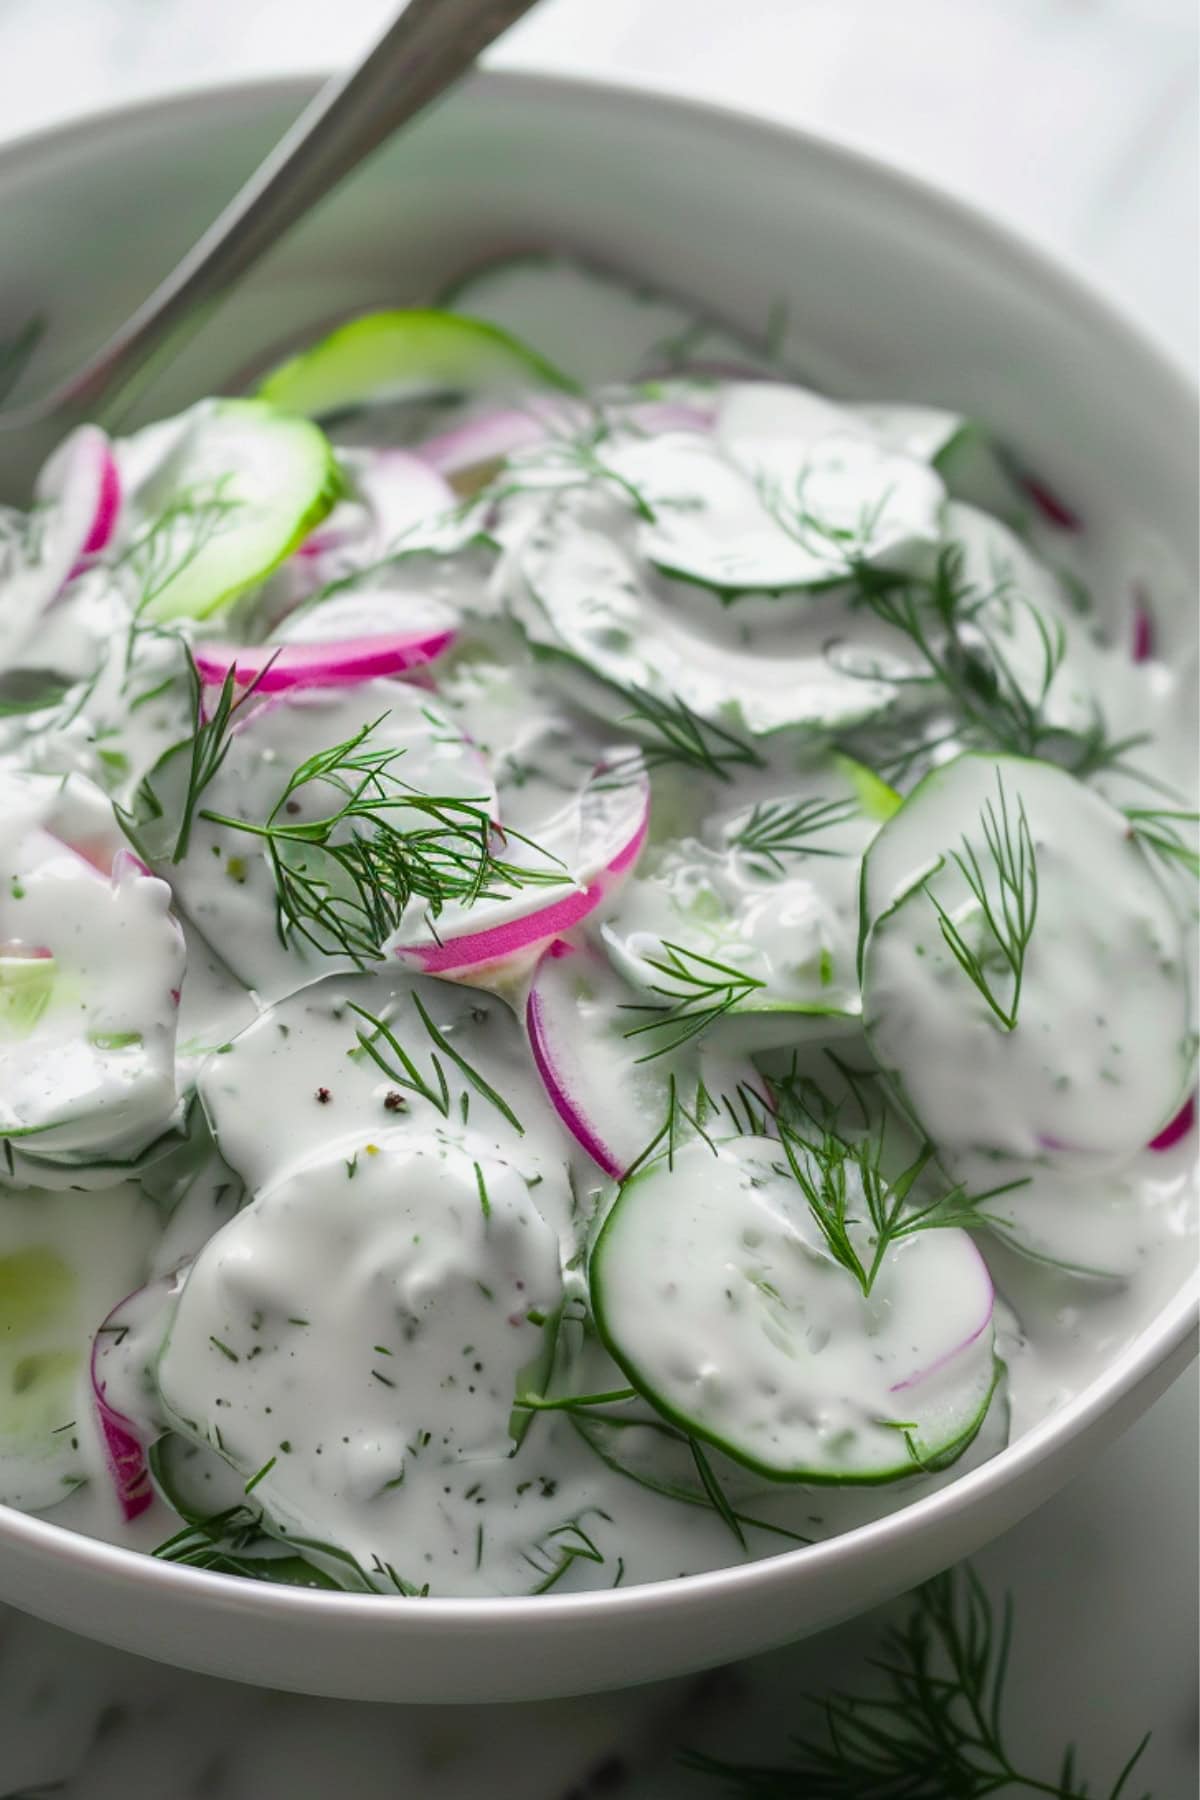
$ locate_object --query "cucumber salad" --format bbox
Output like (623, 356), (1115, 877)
(0, 257), (1194, 1598)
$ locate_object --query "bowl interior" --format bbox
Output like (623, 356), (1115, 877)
(0, 71), (1195, 1702)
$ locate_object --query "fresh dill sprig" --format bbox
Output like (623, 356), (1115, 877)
(622, 1071), (720, 1179)
(925, 771), (1039, 1032)
(622, 940), (766, 1061)
(499, 418), (659, 522)
(151, 1502), (266, 1571)
(688, 1437), (747, 1550)
(727, 794), (858, 874)
(348, 994), (522, 1133)
(685, 1564), (1151, 1800)
(1125, 807), (1200, 880)
(116, 650), (272, 864)
(621, 686), (766, 783)
(774, 1118), (938, 1298)
(760, 473), (896, 570)
(172, 654), (274, 860)
(522, 1513), (610, 1595)
(200, 713), (562, 967)
(764, 1063), (1027, 1292)
(568, 1408), (810, 1549)
(845, 544), (1150, 781)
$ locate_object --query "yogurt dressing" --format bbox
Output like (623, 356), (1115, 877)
(0, 256), (1194, 1598)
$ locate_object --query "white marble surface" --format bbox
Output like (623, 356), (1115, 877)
(0, 2), (1196, 1794)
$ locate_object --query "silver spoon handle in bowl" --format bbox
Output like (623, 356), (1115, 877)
(19, 0), (543, 435)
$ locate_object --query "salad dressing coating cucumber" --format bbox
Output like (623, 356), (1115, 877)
(154, 1134), (565, 1583)
(623, 380), (945, 593)
(122, 399), (342, 622)
(599, 755), (899, 1049)
(0, 1183), (157, 1509)
(195, 968), (564, 1203)
(590, 1136), (1000, 1483)
(860, 753), (1191, 1166)
(506, 485), (904, 741)
(0, 803), (184, 1163)
(130, 676), (496, 998)
(0, 250), (1192, 1598)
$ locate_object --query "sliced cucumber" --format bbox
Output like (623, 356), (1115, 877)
(441, 254), (769, 387)
(154, 1132), (565, 1575)
(616, 381), (945, 592)
(196, 967), (565, 1205)
(590, 1135), (999, 1483)
(256, 310), (575, 419)
(0, 829), (184, 1163)
(964, 1155), (1163, 1282)
(599, 757), (893, 1052)
(507, 486), (902, 741)
(860, 752), (1192, 1166)
(148, 1433), (346, 1589)
(125, 399), (341, 621)
(0, 1182), (157, 1510)
(133, 676), (494, 997)
(568, 1408), (812, 1546)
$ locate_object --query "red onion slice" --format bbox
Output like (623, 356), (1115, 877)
(1149, 1094), (1195, 1152)
(393, 751), (649, 978)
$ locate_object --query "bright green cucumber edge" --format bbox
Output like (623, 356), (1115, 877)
(588, 1158), (1004, 1486)
(255, 309), (579, 418)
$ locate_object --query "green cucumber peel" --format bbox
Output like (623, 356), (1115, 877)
(129, 399), (341, 622)
(256, 309), (578, 418)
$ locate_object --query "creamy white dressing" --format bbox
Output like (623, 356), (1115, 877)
(0, 257), (1194, 1599)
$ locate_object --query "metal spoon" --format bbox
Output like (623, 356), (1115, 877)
(0, 0), (543, 496)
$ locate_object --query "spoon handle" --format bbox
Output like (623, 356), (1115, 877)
(60, 0), (543, 427)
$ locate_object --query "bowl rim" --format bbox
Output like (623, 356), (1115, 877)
(0, 64), (1195, 1630)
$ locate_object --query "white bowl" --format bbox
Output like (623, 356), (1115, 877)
(0, 71), (1195, 1703)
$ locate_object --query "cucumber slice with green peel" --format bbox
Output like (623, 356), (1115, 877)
(0, 1183), (158, 1510)
(256, 310), (576, 420)
(154, 1131), (565, 1579)
(601, 895), (861, 1055)
(131, 676), (495, 999)
(148, 1434), (346, 1589)
(196, 967), (560, 1201)
(859, 752), (1192, 1167)
(125, 399), (341, 622)
(637, 382), (946, 591)
(599, 758), (894, 1054)
(0, 829), (185, 1163)
(590, 1135), (999, 1483)
(507, 487), (903, 741)
(525, 384), (942, 603)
